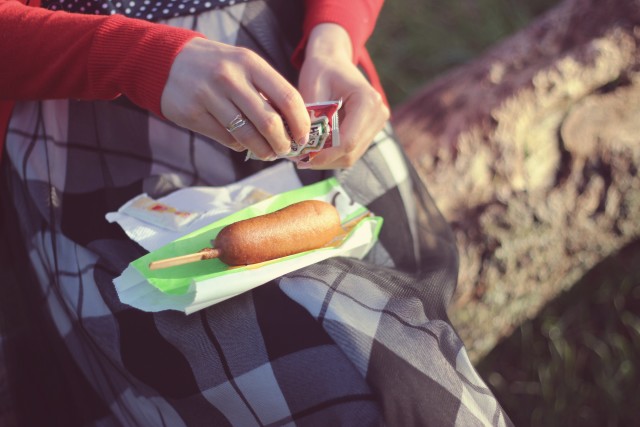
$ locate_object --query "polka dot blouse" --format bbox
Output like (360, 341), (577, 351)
(42, 0), (252, 21)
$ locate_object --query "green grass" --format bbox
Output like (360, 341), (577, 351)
(368, 0), (559, 106)
(369, 1), (640, 425)
(477, 240), (640, 426)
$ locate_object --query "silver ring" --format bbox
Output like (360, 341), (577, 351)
(226, 114), (248, 133)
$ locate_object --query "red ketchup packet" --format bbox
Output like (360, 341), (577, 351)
(246, 100), (342, 163)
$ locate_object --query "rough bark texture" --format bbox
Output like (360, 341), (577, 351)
(392, 0), (640, 362)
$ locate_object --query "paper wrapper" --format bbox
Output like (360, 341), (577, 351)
(113, 178), (383, 314)
(106, 162), (303, 252)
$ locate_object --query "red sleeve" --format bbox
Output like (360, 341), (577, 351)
(291, 0), (384, 67)
(0, 0), (202, 117)
(291, 0), (386, 104)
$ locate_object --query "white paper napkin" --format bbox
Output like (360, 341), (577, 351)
(106, 162), (303, 251)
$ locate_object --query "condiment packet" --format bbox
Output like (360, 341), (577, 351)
(119, 194), (200, 231)
(246, 100), (342, 162)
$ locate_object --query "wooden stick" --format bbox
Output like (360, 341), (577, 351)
(320, 211), (374, 248)
(342, 211), (373, 230)
(148, 247), (220, 270)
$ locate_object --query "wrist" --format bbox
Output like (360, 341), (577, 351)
(305, 23), (353, 63)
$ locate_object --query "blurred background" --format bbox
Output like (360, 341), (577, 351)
(367, 0), (640, 426)
(368, 0), (559, 106)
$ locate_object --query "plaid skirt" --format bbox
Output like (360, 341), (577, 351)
(2, 1), (511, 425)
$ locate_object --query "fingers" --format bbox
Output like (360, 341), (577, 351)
(251, 58), (311, 148)
(162, 97), (246, 153)
(300, 90), (389, 170)
(161, 39), (309, 159)
(227, 87), (292, 158)
(218, 52), (311, 159)
(196, 115), (246, 152)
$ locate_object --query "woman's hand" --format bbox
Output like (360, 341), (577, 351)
(161, 38), (310, 160)
(297, 24), (389, 169)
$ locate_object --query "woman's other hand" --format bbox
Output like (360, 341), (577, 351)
(297, 23), (389, 170)
(161, 38), (310, 160)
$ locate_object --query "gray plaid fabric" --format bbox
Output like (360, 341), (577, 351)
(1, 1), (512, 426)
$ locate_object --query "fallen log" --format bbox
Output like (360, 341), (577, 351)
(392, 0), (640, 361)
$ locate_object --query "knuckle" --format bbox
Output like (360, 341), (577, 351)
(212, 63), (236, 86)
(191, 85), (211, 104)
(381, 102), (391, 121)
(257, 113), (283, 136)
(382, 109), (390, 123)
(233, 47), (257, 65)
(365, 89), (383, 108)
(280, 88), (301, 110)
(176, 104), (203, 127)
(374, 89), (385, 104)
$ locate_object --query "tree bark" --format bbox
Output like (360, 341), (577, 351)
(392, 0), (640, 361)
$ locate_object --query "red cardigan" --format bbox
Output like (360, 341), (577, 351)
(0, 0), (385, 161)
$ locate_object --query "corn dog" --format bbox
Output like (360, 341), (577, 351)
(214, 199), (341, 265)
(148, 200), (342, 269)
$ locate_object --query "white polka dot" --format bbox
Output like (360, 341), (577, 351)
(37, 0), (252, 18)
